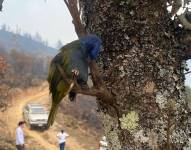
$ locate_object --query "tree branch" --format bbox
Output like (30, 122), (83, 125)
(170, 0), (182, 17)
(56, 64), (70, 84)
(63, 0), (69, 8)
(0, 0), (4, 11)
(63, 0), (87, 37)
(185, 70), (191, 75)
(88, 60), (114, 103)
(178, 13), (191, 30)
(89, 60), (103, 88)
(73, 87), (113, 101)
(56, 63), (114, 103)
(63, 0), (114, 104)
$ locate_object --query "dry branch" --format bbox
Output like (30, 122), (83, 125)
(63, 0), (87, 37)
(0, 0), (4, 11)
(57, 63), (114, 102)
(171, 0), (182, 17)
(62, 0), (114, 103)
(184, 70), (191, 75)
(56, 64), (70, 84)
(178, 13), (191, 30)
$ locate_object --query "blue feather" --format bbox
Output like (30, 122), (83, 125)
(80, 35), (102, 60)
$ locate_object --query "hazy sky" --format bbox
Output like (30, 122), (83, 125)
(0, 0), (77, 47)
(0, 0), (191, 86)
(185, 61), (191, 86)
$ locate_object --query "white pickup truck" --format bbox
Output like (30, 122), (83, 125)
(23, 103), (48, 129)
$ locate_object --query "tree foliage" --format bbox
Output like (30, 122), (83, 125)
(0, 45), (51, 110)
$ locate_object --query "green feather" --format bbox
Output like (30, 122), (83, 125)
(60, 40), (81, 52)
(47, 40), (88, 128)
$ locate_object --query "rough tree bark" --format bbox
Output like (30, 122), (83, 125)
(80, 0), (191, 149)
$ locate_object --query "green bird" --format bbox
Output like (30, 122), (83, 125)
(47, 35), (101, 127)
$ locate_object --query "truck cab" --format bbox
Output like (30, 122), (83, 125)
(23, 103), (48, 129)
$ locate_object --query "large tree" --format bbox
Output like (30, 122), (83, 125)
(63, 0), (191, 149)
(2, 0), (191, 149)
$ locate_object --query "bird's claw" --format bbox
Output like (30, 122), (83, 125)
(71, 69), (79, 76)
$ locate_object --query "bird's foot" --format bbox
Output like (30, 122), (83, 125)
(71, 69), (79, 77)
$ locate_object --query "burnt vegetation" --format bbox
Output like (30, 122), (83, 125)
(0, 28), (52, 111)
(0, 0), (191, 149)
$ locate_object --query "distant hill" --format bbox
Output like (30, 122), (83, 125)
(0, 29), (58, 56)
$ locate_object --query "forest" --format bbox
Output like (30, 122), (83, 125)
(0, 26), (52, 110)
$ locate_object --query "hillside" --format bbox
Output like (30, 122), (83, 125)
(0, 27), (103, 150)
(0, 84), (102, 150)
(0, 27), (58, 91)
(0, 28), (57, 56)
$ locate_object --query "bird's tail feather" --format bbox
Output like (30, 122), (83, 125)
(47, 103), (59, 128)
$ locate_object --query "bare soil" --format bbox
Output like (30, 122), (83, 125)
(0, 84), (98, 150)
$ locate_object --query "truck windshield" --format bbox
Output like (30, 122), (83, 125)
(30, 107), (45, 114)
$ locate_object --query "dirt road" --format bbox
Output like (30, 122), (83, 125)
(2, 87), (86, 150)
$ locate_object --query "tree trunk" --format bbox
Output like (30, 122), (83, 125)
(81, 0), (190, 149)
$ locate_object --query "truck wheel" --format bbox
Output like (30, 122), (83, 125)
(42, 125), (47, 130)
(29, 124), (33, 130)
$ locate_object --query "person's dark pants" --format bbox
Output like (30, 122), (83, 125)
(59, 142), (65, 150)
(16, 145), (25, 150)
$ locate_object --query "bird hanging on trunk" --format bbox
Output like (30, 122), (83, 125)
(47, 35), (101, 127)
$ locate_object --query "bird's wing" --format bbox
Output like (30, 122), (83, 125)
(60, 40), (81, 53)
(60, 40), (89, 82)
(47, 53), (67, 99)
(70, 49), (89, 83)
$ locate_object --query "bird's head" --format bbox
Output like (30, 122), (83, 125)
(80, 34), (102, 60)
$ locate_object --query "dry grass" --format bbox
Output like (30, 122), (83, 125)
(0, 83), (103, 150)
(56, 111), (101, 150)
(0, 120), (15, 150)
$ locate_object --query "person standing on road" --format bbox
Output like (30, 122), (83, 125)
(16, 121), (25, 150)
(99, 136), (109, 150)
(57, 129), (69, 150)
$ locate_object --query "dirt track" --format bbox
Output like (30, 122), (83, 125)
(2, 86), (86, 150)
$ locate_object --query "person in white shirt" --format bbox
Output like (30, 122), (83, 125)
(99, 136), (108, 150)
(57, 129), (69, 150)
(16, 121), (25, 150)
